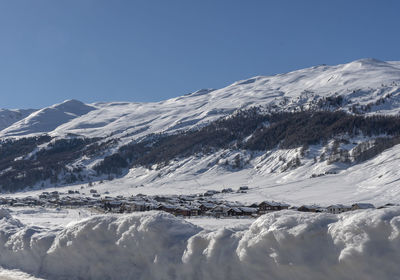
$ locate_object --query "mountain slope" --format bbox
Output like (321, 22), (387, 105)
(0, 109), (36, 131)
(2, 58), (400, 141)
(46, 59), (400, 140)
(0, 99), (96, 137)
(1, 58), (400, 206)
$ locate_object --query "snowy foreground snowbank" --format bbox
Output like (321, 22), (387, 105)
(0, 208), (400, 280)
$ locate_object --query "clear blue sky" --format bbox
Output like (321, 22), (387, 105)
(1, 0), (400, 109)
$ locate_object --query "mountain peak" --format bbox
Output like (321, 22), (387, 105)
(0, 99), (96, 137)
(356, 58), (383, 63)
(54, 99), (87, 108)
(60, 99), (84, 104)
(347, 58), (388, 68)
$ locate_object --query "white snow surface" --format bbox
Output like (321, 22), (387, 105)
(0, 109), (36, 132)
(0, 208), (399, 280)
(0, 100), (95, 137)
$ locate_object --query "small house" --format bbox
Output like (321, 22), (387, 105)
(199, 202), (216, 214)
(239, 207), (258, 216)
(203, 190), (219, 196)
(227, 207), (242, 216)
(157, 203), (176, 213)
(298, 205), (323, 213)
(174, 206), (191, 217)
(326, 204), (352, 214)
(258, 201), (290, 213)
(351, 203), (375, 210)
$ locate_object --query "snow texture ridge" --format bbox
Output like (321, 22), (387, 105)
(0, 208), (399, 279)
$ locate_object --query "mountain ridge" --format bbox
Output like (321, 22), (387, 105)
(2, 58), (400, 141)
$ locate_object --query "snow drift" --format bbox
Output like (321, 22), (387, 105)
(0, 208), (400, 280)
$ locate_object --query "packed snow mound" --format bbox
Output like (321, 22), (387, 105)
(0, 209), (400, 279)
(0, 100), (95, 137)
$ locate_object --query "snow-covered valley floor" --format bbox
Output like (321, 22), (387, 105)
(0, 207), (399, 280)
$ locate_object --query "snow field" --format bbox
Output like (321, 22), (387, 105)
(0, 208), (399, 279)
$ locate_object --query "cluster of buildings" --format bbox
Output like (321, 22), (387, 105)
(100, 193), (291, 217)
(0, 188), (396, 218)
(298, 203), (375, 214)
(0, 190), (289, 217)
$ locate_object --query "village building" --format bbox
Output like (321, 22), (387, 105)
(297, 205), (323, 213)
(351, 203), (375, 210)
(210, 205), (230, 217)
(203, 190), (219, 196)
(239, 207), (258, 216)
(174, 206), (191, 217)
(199, 202), (216, 214)
(258, 201), (290, 214)
(326, 204), (352, 214)
(157, 203), (176, 213)
(227, 207), (242, 216)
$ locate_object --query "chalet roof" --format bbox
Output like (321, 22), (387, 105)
(327, 204), (351, 209)
(159, 203), (176, 210)
(109, 201), (122, 206)
(228, 207), (242, 213)
(176, 206), (190, 211)
(260, 201), (290, 207)
(240, 207), (258, 213)
(130, 201), (146, 206)
(200, 202), (216, 209)
(299, 204), (322, 210)
(179, 195), (196, 201)
(352, 203), (375, 209)
(186, 205), (200, 210)
(225, 201), (242, 207)
(212, 205), (230, 212)
(145, 202), (158, 208)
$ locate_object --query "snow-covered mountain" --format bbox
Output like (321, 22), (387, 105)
(0, 108), (36, 131)
(1, 58), (400, 140)
(1, 58), (400, 206)
(0, 99), (95, 136)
